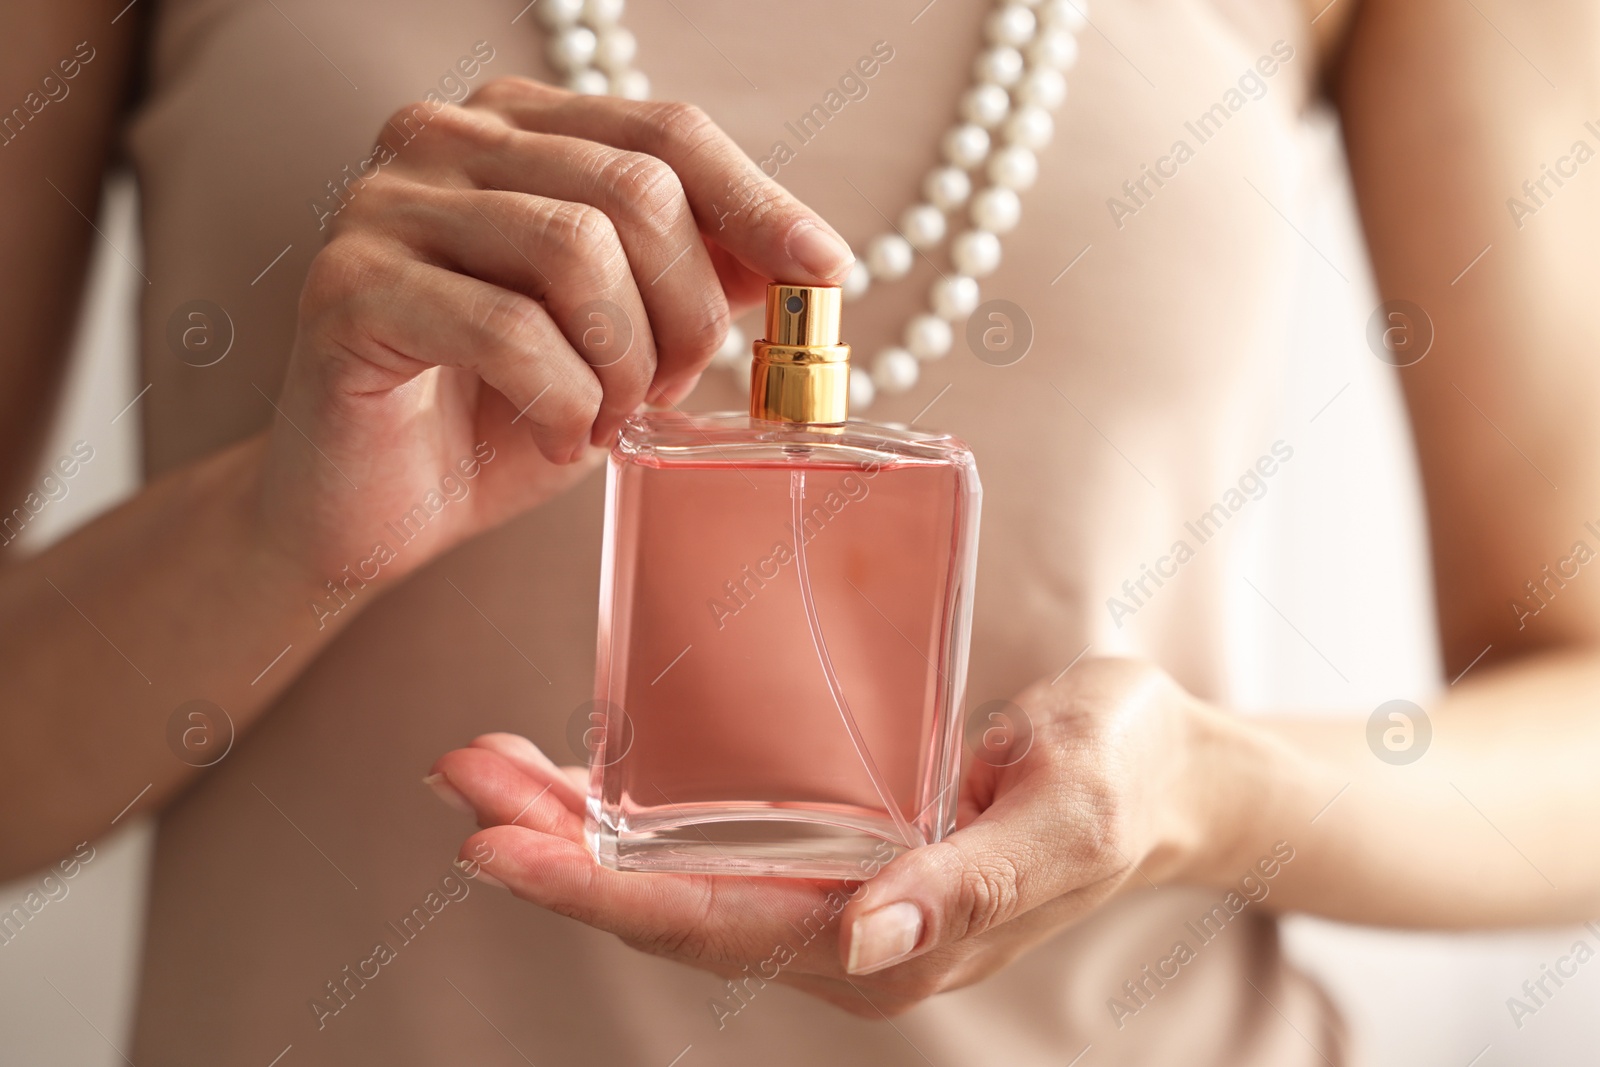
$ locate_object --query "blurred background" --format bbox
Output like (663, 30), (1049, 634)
(0, 110), (1595, 1067)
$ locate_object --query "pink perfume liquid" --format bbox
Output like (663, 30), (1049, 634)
(588, 413), (981, 878)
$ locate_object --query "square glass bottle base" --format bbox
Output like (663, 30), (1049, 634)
(587, 800), (908, 880)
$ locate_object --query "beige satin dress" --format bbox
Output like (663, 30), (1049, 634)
(126, 0), (1349, 1061)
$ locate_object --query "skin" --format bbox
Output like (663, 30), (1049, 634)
(433, 0), (1600, 1016)
(2, 0), (1598, 1024)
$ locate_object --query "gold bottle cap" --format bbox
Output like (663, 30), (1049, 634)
(750, 284), (851, 424)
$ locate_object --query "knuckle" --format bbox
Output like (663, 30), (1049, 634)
(541, 202), (629, 290)
(650, 101), (718, 151)
(548, 201), (621, 263)
(1074, 782), (1130, 863)
(599, 151), (685, 228)
(737, 180), (793, 234)
(471, 288), (546, 360)
(626, 924), (701, 959)
(425, 102), (492, 142)
(467, 75), (549, 109)
(381, 100), (502, 156)
(335, 170), (409, 226)
(381, 100), (435, 137)
(545, 370), (603, 430)
(678, 295), (731, 363)
(302, 238), (379, 317)
(954, 852), (1024, 937)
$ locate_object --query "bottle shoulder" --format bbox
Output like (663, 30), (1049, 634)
(614, 411), (979, 473)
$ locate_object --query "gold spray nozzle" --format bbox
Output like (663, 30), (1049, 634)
(750, 284), (851, 424)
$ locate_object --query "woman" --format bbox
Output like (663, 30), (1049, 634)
(2, 0), (1597, 1063)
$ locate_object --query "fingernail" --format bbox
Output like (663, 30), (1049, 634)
(423, 773), (474, 816)
(847, 901), (923, 975)
(787, 222), (854, 280)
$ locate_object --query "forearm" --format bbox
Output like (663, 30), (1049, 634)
(0, 2), (140, 503)
(0, 434), (363, 879)
(1187, 650), (1600, 927)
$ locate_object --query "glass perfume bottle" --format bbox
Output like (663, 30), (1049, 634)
(586, 283), (981, 879)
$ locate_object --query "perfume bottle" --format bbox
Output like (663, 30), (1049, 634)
(586, 283), (981, 879)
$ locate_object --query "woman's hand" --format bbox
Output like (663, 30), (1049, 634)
(257, 77), (853, 584)
(427, 659), (1247, 1017)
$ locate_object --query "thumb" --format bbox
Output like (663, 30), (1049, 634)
(837, 769), (1110, 976)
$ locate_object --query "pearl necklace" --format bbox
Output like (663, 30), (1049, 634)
(532, 0), (1084, 413)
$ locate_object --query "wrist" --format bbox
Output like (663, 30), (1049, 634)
(1160, 700), (1310, 890)
(225, 433), (375, 627)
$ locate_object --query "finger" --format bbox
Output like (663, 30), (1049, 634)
(461, 133), (731, 410)
(370, 181), (655, 443)
(307, 236), (599, 463)
(428, 747), (582, 839)
(837, 775), (1103, 976)
(467, 732), (587, 814)
(468, 80), (855, 284)
(704, 237), (772, 316)
(458, 824), (857, 970)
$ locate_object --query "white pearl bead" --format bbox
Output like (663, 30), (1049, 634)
(1003, 105), (1054, 150)
(872, 348), (920, 394)
(899, 203), (947, 250)
(923, 166), (973, 211)
(905, 314), (954, 360)
(849, 366), (876, 410)
(1017, 66), (1068, 109)
(594, 27), (637, 72)
(534, 0), (584, 29)
(711, 322), (746, 368)
(960, 83), (1012, 129)
(1029, 28), (1080, 70)
(973, 46), (1025, 87)
(971, 186), (1022, 233)
(582, 0), (625, 25)
(985, 5), (1039, 48)
(567, 69), (610, 95)
(932, 275), (981, 320)
(866, 233), (915, 280)
(942, 124), (991, 169)
(842, 259), (871, 301)
(1041, 0), (1088, 32)
(548, 26), (598, 72)
(952, 230), (1002, 277)
(610, 69), (650, 99)
(988, 144), (1039, 190)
